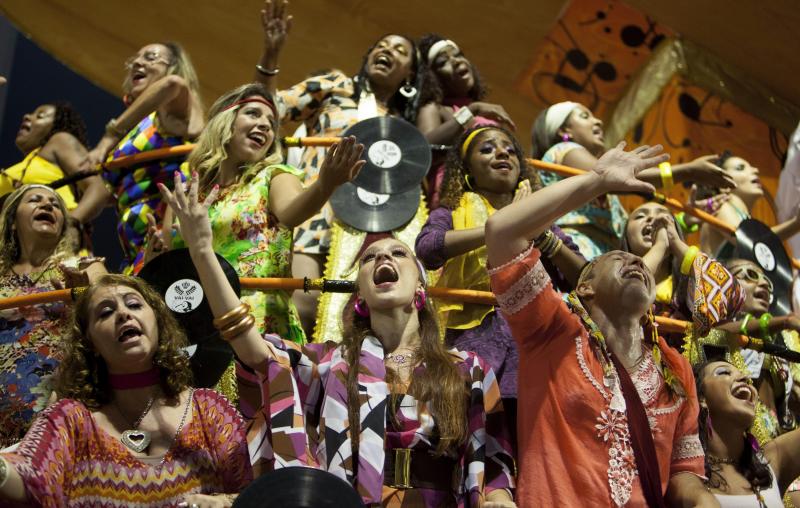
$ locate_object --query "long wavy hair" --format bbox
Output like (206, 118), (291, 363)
(123, 41), (202, 106)
(352, 34), (424, 123)
(188, 83), (283, 193)
(416, 33), (487, 106)
(694, 360), (773, 491)
(54, 274), (192, 408)
(439, 125), (530, 209)
(0, 184), (72, 276)
(340, 253), (468, 464)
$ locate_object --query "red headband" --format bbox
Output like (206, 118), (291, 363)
(220, 96), (277, 118)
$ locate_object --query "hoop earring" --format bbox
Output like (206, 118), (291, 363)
(354, 298), (370, 317)
(399, 82), (417, 98)
(562, 133), (571, 142)
(464, 174), (474, 191)
(414, 290), (427, 311)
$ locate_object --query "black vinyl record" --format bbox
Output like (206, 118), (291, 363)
(138, 248), (240, 387)
(330, 182), (419, 232)
(345, 116), (431, 195)
(735, 218), (793, 315)
(233, 467), (365, 508)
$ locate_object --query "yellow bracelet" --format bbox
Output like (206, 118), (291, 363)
(659, 162), (674, 193)
(680, 245), (700, 275)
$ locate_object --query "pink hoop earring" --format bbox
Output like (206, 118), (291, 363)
(414, 290), (427, 311)
(562, 133), (571, 142)
(354, 298), (370, 317)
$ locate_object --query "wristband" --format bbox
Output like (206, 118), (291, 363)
(739, 313), (754, 336)
(659, 162), (674, 193)
(255, 64), (280, 76)
(680, 245), (699, 275)
(104, 118), (126, 139)
(453, 106), (475, 127)
(759, 313), (773, 340)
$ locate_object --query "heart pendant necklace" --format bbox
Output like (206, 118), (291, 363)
(115, 395), (156, 453)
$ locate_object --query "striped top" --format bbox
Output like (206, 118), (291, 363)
(3, 389), (251, 507)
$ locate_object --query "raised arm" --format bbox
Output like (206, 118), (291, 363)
(268, 136), (364, 228)
(158, 172), (271, 369)
(253, 0), (292, 96)
(765, 425), (800, 493)
(417, 102), (515, 145)
(486, 142), (668, 268)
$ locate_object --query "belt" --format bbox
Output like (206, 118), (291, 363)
(384, 448), (458, 491)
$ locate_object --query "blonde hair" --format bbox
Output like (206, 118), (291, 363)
(0, 184), (71, 275)
(188, 83), (283, 192)
(123, 41), (202, 106)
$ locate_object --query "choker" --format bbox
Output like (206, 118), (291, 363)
(109, 367), (160, 390)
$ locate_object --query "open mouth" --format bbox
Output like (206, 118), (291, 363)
(455, 64), (471, 79)
(641, 223), (653, 242)
(373, 262), (399, 287)
(33, 210), (56, 225)
(131, 70), (146, 85)
(732, 383), (756, 405)
(117, 323), (143, 343)
(491, 161), (513, 172)
(592, 125), (605, 141)
(247, 131), (267, 148)
(17, 123), (31, 136)
(622, 266), (649, 287)
(753, 286), (771, 305)
(373, 52), (394, 71)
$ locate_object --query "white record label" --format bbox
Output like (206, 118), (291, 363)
(367, 140), (402, 168)
(754, 242), (776, 271)
(356, 187), (391, 206)
(165, 279), (204, 313)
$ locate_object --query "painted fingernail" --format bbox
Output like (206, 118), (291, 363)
(213, 184), (219, 191)
(192, 171), (198, 179)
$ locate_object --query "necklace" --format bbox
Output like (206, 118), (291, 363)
(706, 454), (737, 465)
(115, 393), (156, 453)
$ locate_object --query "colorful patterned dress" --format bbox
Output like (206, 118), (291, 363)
(2, 389), (251, 507)
(245, 334), (515, 507)
(277, 69), (387, 255)
(103, 112), (191, 271)
(538, 141), (628, 260)
(0, 258), (82, 449)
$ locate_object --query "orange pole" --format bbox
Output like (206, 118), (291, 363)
(282, 136), (341, 148)
(0, 289), (74, 310)
(239, 277), (305, 291)
(103, 145), (195, 171)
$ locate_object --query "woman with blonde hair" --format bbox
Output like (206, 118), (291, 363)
(0, 184), (105, 448)
(83, 41), (204, 271)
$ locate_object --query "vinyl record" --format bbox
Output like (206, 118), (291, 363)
(735, 218), (793, 315)
(330, 182), (419, 232)
(138, 248), (240, 387)
(233, 467), (365, 508)
(345, 116), (431, 195)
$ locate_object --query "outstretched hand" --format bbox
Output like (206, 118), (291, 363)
(318, 136), (366, 192)
(592, 141), (668, 195)
(680, 154), (736, 189)
(260, 0), (292, 53)
(157, 171), (219, 255)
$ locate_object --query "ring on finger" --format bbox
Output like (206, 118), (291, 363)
(705, 197), (713, 212)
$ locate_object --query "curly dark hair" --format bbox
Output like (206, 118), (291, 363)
(352, 34), (424, 123)
(693, 360), (773, 492)
(40, 102), (89, 147)
(439, 126), (529, 209)
(54, 274), (193, 408)
(416, 33), (487, 106)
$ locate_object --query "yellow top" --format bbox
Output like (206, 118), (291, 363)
(0, 149), (78, 209)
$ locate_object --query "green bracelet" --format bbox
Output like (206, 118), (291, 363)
(739, 313), (754, 336)
(675, 212), (699, 233)
(759, 313), (773, 341)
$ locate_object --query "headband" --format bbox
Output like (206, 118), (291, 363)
(220, 96), (278, 118)
(427, 39), (459, 64)
(544, 101), (579, 140)
(460, 127), (492, 158)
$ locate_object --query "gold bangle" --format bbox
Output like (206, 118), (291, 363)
(213, 303), (251, 329)
(680, 245), (700, 275)
(220, 314), (256, 342)
(0, 456), (9, 490)
(659, 162), (674, 193)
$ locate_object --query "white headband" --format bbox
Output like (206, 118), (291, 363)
(427, 39), (459, 64)
(544, 101), (579, 139)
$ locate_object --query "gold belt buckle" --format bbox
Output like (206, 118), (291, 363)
(392, 448), (412, 489)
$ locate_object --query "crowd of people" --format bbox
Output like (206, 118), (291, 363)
(1, 2), (800, 506)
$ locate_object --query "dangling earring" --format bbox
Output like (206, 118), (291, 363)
(562, 133), (572, 142)
(354, 297), (370, 317)
(414, 290), (427, 311)
(705, 409), (714, 439)
(464, 174), (474, 191)
(399, 81), (417, 98)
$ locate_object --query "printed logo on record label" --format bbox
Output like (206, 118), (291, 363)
(165, 279), (204, 313)
(367, 140), (402, 168)
(754, 242), (776, 271)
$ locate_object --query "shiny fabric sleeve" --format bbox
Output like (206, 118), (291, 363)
(459, 351), (515, 502)
(684, 251), (745, 336)
(1, 399), (84, 507)
(414, 207), (454, 270)
(488, 241), (584, 352)
(276, 70), (354, 123)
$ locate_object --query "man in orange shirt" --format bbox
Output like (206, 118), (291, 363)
(486, 142), (730, 507)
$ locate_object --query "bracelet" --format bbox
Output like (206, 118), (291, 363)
(104, 118), (127, 139)
(739, 313), (754, 336)
(759, 313), (773, 341)
(0, 456), (8, 489)
(220, 314), (256, 341)
(659, 162), (674, 193)
(674, 212), (699, 234)
(213, 303), (251, 329)
(255, 64), (280, 76)
(680, 245), (699, 275)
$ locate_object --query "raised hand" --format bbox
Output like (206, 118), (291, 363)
(513, 179), (532, 203)
(157, 171), (219, 255)
(592, 142), (668, 195)
(678, 154), (736, 189)
(688, 184), (730, 215)
(317, 136), (366, 192)
(260, 0), (292, 54)
(469, 102), (516, 131)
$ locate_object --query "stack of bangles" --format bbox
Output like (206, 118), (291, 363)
(213, 302), (255, 341)
(535, 229), (563, 258)
(674, 212), (699, 234)
(738, 312), (774, 340)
